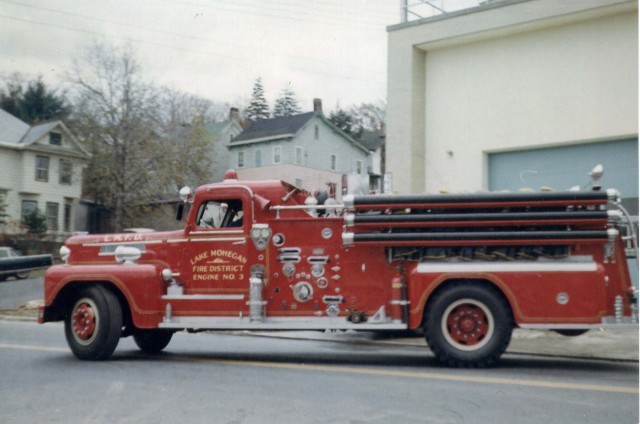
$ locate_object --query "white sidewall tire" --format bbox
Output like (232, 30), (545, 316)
(441, 298), (494, 352)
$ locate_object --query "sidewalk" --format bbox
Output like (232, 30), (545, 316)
(2, 304), (637, 362)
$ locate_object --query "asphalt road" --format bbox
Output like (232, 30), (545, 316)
(0, 320), (637, 424)
(0, 274), (42, 310)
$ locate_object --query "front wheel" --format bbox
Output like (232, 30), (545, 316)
(64, 286), (122, 360)
(133, 330), (173, 354)
(425, 283), (512, 368)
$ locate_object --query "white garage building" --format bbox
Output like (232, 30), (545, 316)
(386, 0), (638, 215)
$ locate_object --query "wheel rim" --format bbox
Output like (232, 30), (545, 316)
(71, 298), (99, 346)
(441, 298), (494, 352)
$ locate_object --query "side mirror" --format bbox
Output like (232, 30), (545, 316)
(176, 186), (193, 221)
(176, 203), (185, 221)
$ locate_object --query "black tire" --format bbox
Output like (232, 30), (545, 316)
(553, 329), (589, 337)
(133, 330), (173, 354)
(425, 283), (512, 368)
(15, 272), (30, 279)
(64, 286), (122, 360)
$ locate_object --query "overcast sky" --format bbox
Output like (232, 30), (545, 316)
(0, 0), (478, 112)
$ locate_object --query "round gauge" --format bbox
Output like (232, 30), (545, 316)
(316, 277), (329, 289)
(293, 282), (313, 302)
(272, 233), (285, 246)
(260, 228), (271, 238)
(326, 304), (339, 317)
(311, 263), (325, 278)
(282, 263), (295, 276)
(321, 228), (333, 239)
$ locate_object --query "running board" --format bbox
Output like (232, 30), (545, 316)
(158, 316), (407, 331)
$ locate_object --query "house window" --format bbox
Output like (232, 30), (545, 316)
(355, 160), (363, 175)
(36, 156), (49, 182)
(49, 132), (62, 146)
(330, 154), (337, 171)
(255, 150), (262, 167)
(237, 151), (245, 168)
(59, 159), (73, 185)
(46, 202), (59, 231)
(64, 201), (72, 232)
(295, 147), (303, 165)
(314, 125), (319, 140)
(21, 200), (37, 221)
(273, 146), (282, 164)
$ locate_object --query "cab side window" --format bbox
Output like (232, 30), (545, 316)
(196, 199), (243, 229)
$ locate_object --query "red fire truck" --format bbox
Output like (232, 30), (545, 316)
(39, 170), (638, 367)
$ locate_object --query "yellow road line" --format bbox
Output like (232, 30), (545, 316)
(173, 356), (639, 395)
(1, 343), (636, 394)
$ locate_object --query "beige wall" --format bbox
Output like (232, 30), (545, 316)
(386, 0), (638, 193)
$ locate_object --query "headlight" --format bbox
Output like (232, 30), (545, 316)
(60, 245), (71, 264)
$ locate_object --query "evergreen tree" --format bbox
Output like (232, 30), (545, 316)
(245, 78), (270, 121)
(328, 106), (355, 137)
(273, 87), (301, 118)
(0, 77), (70, 124)
(23, 209), (47, 234)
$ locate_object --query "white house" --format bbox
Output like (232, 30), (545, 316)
(0, 109), (90, 236)
(206, 107), (244, 183)
(386, 0), (638, 214)
(228, 99), (372, 198)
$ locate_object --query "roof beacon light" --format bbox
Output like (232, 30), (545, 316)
(224, 169), (238, 182)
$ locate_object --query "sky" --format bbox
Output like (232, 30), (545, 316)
(0, 0), (479, 113)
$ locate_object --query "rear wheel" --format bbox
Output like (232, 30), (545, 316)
(15, 272), (30, 279)
(425, 283), (512, 367)
(64, 286), (122, 360)
(133, 330), (173, 354)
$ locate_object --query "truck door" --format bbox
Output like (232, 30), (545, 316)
(182, 197), (249, 301)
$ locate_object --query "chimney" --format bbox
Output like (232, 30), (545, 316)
(229, 107), (240, 122)
(313, 98), (323, 114)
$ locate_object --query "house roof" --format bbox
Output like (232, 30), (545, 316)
(231, 112), (315, 143)
(0, 109), (30, 144)
(22, 122), (59, 145)
(356, 129), (385, 151)
(0, 109), (90, 159)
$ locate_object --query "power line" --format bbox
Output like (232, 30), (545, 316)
(157, 0), (388, 30)
(270, 0), (397, 20)
(0, 0), (386, 76)
(0, 13), (245, 62)
(0, 0), (206, 43)
(0, 13), (386, 87)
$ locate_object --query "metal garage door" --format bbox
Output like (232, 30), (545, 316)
(488, 139), (638, 214)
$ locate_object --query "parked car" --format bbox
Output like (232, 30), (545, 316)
(0, 247), (52, 281)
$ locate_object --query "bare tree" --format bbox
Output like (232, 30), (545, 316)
(69, 43), (167, 232)
(158, 88), (217, 189)
(350, 101), (386, 134)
